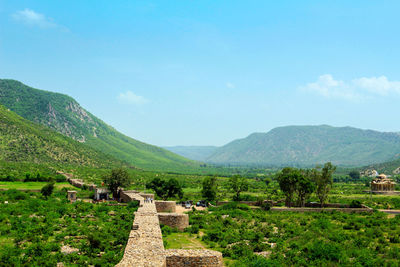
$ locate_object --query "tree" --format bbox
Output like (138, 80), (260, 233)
(312, 162), (336, 207)
(276, 167), (302, 207)
(201, 176), (218, 202)
(103, 168), (131, 198)
(349, 170), (360, 180)
(41, 182), (54, 199)
(296, 174), (315, 207)
(228, 175), (249, 201)
(146, 177), (183, 200)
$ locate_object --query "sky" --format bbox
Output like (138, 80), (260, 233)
(1, 1), (400, 146)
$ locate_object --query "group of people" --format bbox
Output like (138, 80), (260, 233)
(144, 197), (153, 203)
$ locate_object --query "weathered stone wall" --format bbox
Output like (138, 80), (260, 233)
(155, 201), (176, 213)
(165, 249), (223, 267)
(69, 179), (84, 188)
(158, 213), (189, 231)
(117, 194), (166, 267)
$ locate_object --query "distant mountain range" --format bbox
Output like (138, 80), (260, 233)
(0, 79), (197, 172)
(169, 125), (400, 167)
(163, 146), (218, 161)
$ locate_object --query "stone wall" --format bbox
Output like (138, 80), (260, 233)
(165, 249), (223, 267)
(155, 201), (176, 213)
(140, 193), (155, 199)
(117, 194), (166, 267)
(158, 213), (189, 231)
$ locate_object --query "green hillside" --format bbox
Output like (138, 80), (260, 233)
(163, 146), (218, 161)
(0, 79), (197, 172)
(0, 104), (122, 168)
(207, 125), (400, 167)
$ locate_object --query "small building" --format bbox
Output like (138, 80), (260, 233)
(94, 188), (110, 201)
(67, 191), (77, 203)
(371, 174), (396, 192)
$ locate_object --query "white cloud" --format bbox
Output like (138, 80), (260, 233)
(12, 8), (65, 29)
(300, 74), (400, 101)
(226, 82), (235, 89)
(117, 91), (148, 105)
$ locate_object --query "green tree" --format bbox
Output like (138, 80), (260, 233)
(146, 177), (183, 200)
(103, 168), (131, 198)
(201, 176), (218, 202)
(228, 175), (249, 201)
(296, 174), (315, 207)
(349, 170), (360, 180)
(41, 182), (54, 199)
(276, 167), (302, 207)
(312, 162), (336, 207)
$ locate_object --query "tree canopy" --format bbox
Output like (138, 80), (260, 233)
(228, 175), (249, 201)
(146, 177), (183, 200)
(103, 168), (131, 198)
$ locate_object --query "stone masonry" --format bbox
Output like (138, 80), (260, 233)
(116, 193), (166, 267)
(117, 191), (223, 267)
(155, 201), (176, 213)
(165, 249), (223, 267)
(158, 213), (189, 231)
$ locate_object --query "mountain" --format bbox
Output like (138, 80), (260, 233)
(163, 146), (218, 161)
(206, 125), (400, 167)
(0, 79), (197, 171)
(0, 104), (122, 167)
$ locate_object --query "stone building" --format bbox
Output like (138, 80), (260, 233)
(371, 174), (396, 192)
(67, 191), (77, 203)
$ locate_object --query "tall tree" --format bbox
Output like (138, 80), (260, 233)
(146, 177), (183, 200)
(201, 176), (218, 202)
(276, 167), (302, 207)
(296, 174), (315, 207)
(312, 162), (336, 207)
(103, 168), (131, 198)
(41, 182), (54, 199)
(228, 175), (249, 201)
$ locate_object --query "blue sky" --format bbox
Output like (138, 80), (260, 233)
(1, 1), (400, 146)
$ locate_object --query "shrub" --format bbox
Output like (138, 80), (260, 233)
(41, 183), (55, 198)
(350, 200), (362, 208)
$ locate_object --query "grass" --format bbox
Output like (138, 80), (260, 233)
(0, 182), (75, 190)
(163, 232), (207, 249)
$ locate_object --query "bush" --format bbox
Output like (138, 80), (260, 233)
(41, 183), (55, 198)
(350, 200), (362, 208)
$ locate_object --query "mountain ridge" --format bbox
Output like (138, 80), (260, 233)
(0, 79), (197, 172)
(205, 125), (400, 167)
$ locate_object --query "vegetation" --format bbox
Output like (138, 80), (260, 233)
(146, 177), (184, 200)
(201, 176), (218, 202)
(228, 175), (249, 201)
(40, 182), (55, 198)
(0, 190), (137, 266)
(184, 203), (400, 266)
(103, 168), (131, 198)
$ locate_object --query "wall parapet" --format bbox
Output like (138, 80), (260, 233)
(155, 201), (176, 212)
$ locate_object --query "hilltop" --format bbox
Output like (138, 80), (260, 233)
(0, 104), (123, 168)
(0, 79), (197, 172)
(206, 125), (400, 167)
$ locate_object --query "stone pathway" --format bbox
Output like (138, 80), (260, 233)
(116, 194), (166, 267)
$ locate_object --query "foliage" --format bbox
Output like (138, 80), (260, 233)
(201, 176), (218, 202)
(0, 190), (137, 266)
(187, 204), (400, 266)
(312, 162), (336, 207)
(103, 168), (131, 197)
(146, 177), (183, 200)
(40, 182), (55, 198)
(228, 175), (249, 201)
(349, 170), (360, 180)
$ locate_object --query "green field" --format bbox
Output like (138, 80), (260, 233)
(0, 182), (75, 191)
(0, 190), (137, 266)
